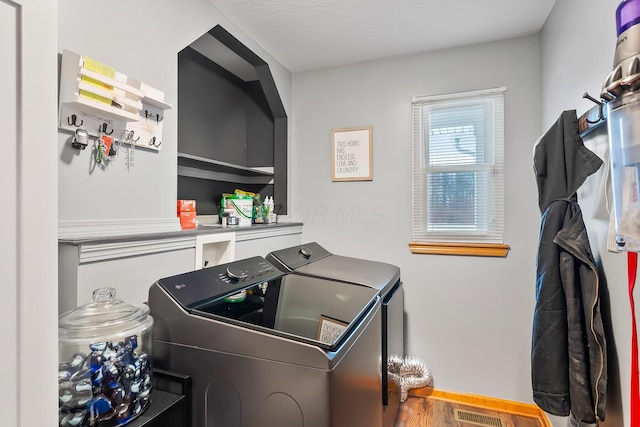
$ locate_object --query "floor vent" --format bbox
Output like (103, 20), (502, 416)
(453, 409), (505, 427)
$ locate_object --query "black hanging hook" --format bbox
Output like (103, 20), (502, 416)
(149, 136), (161, 148)
(129, 130), (140, 142)
(583, 92), (604, 124)
(145, 110), (163, 123)
(99, 122), (114, 135)
(67, 114), (84, 127)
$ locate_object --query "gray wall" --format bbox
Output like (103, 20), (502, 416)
(292, 35), (542, 403)
(541, 1), (626, 426)
(54, 1), (633, 425)
(57, 0), (292, 232)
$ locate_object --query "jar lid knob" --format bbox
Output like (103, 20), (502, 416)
(93, 287), (116, 303)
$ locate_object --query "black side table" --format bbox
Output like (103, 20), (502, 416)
(127, 369), (191, 427)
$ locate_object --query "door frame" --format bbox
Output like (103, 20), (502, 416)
(0, 0), (58, 425)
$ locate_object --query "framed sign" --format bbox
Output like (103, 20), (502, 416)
(331, 126), (373, 181)
(316, 315), (348, 345)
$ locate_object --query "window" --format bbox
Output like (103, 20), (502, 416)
(410, 87), (509, 257)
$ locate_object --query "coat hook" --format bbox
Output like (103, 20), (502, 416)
(149, 136), (161, 148)
(123, 130), (140, 143)
(583, 92), (603, 106)
(67, 114), (83, 127)
(100, 123), (114, 135)
(583, 92), (604, 124)
(145, 110), (163, 123)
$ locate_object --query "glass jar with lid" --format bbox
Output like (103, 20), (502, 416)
(58, 288), (154, 427)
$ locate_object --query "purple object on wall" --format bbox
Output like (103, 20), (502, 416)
(617, 0), (640, 35)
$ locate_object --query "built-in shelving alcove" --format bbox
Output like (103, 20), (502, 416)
(177, 25), (287, 216)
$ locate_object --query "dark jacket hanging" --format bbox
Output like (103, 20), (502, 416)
(531, 110), (607, 427)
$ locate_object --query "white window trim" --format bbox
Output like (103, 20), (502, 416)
(411, 87), (507, 104)
(411, 87), (509, 256)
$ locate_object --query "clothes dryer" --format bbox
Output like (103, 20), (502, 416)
(266, 242), (404, 427)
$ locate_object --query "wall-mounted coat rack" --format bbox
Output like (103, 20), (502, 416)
(578, 92), (608, 138)
(58, 49), (172, 152)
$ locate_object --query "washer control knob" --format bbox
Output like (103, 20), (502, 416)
(299, 246), (312, 259)
(225, 266), (247, 281)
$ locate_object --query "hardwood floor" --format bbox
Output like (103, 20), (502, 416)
(396, 388), (551, 427)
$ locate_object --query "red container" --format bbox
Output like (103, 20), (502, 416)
(177, 199), (196, 212)
(179, 210), (196, 229)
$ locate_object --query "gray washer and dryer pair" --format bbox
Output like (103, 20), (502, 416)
(149, 255), (389, 427)
(266, 242), (405, 427)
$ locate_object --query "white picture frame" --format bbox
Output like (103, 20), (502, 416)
(316, 315), (348, 345)
(331, 126), (373, 181)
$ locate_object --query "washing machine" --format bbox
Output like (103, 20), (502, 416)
(266, 242), (404, 427)
(148, 256), (387, 427)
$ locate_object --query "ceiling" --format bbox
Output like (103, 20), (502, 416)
(207, 0), (557, 73)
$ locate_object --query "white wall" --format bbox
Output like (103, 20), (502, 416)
(541, 1), (628, 426)
(292, 35), (542, 403)
(56, 0), (292, 235)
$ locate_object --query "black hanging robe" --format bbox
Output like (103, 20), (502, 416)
(531, 110), (607, 427)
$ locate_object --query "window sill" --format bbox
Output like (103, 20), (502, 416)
(408, 242), (510, 257)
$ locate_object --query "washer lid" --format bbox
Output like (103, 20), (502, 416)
(296, 255), (400, 293)
(192, 273), (378, 350)
(267, 243), (400, 293)
(156, 256), (379, 351)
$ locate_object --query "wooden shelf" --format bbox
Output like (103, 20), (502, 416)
(63, 98), (141, 123)
(143, 96), (172, 110)
(58, 50), (173, 152)
(178, 152), (273, 176)
(76, 81), (143, 111)
(59, 50), (144, 125)
(178, 152), (274, 184)
(78, 66), (144, 98)
(177, 24), (287, 213)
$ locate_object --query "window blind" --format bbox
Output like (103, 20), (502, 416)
(411, 87), (506, 243)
